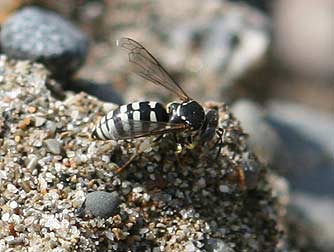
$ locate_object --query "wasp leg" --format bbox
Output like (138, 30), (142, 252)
(171, 133), (181, 153)
(115, 152), (138, 174)
(209, 128), (223, 150)
(153, 134), (164, 143)
(213, 128), (224, 160)
(184, 135), (196, 150)
(115, 144), (141, 174)
(173, 133), (178, 142)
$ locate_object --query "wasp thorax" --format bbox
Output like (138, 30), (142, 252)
(168, 100), (205, 130)
(166, 102), (178, 114)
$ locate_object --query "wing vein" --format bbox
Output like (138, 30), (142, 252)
(118, 37), (190, 101)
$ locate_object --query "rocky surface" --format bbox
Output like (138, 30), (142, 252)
(0, 57), (290, 251)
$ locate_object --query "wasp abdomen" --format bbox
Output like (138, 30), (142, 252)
(93, 101), (169, 140)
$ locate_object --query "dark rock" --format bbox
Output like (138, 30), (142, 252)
(229, 0), (272, 13)
(233, 100), (334, 196)
(66, 79), (124, 105)
(83, 191), (120, 218)
(267, 101), (334, 196)
(0, 6), (89, 78)
(233, 99), (334, 251)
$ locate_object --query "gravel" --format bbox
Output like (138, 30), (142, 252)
(0, 56), (289, 251)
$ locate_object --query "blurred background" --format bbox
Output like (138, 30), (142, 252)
(0, 0), (333, 251)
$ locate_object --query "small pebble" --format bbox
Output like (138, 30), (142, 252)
(185, 241), (196, 252)
(83, 191), (120, 218)
(9, 201), (18, 209)
(27, 106), (37, 113)
(2, 213), (10, 222)
(206, 238), (235, 252)
(219, 185), (230, 193)
(46, 121), (57, 135)
(44, 139), (61, 155)
(34, 116), (46, 127)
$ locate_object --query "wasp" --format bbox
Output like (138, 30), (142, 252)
(92, 38), (224, 154)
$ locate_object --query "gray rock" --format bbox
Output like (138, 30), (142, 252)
(233, 100), (334, 196)
(231, 99), (282, 164)
(34, 116), (47, 127)
(44, 138), (61, 155)
(83, 191), (120, 218)
(290, 192), (334, 251)
(267, 101), (333, 157)
(233, 99), (334, 251)
(267, 101), (334, 195)
(0, 6), (89, 78)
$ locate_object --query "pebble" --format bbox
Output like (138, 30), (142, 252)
(44, 138), (61, 155)
(2, 213), (10, 222)
(9, 201), (18, 209)
(26, 154), (38, 169)
(206, 239), (235, 252)
(0, 6), (89, 78)
(184, 241), (196, 252)
(83, 191), (120, 218)
(219, 185), (230, 193)
(34, 116), (46, 127)
(46, 121), (57, 136)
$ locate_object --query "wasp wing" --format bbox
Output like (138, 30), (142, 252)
(115, 119), (189, 140)
(117, 37), (190, 101)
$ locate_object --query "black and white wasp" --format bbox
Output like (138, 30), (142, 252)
(92, 38), (223, 151)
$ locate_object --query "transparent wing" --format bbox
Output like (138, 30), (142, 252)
(116, 119), (189, 140)
(117, 37), (190, 101)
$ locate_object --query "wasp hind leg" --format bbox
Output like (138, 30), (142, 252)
(115, 153), (138, 174)
(115, 143), (142, 174)
(153, 134), (164, 143)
